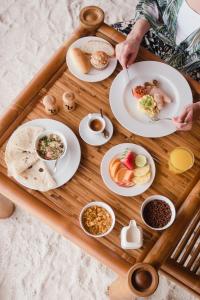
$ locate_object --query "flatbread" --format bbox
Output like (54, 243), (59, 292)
(5, 146), (39, 175)
(5, 125), (43, 174)
(18, 160), (57, 192)
(5, 125), (56, 192)
(11, 126), (43, 152)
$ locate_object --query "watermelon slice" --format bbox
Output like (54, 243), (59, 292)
(120, 150), (135, 170)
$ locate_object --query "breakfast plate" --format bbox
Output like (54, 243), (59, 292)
(79, 113), (113, 146)
(66, 36), (117, 82)
(109, 61), (193, 138)
(6, 119), (81, 190)
(101, 143), (156, 196)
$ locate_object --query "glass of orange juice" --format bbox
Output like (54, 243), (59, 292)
(168, 147), (194, 174)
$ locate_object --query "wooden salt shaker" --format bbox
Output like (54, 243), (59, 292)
(42, 95), (58, 115)
(62, 91), (76, 112)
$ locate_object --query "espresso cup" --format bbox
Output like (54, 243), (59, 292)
(87, 113), (106, 135)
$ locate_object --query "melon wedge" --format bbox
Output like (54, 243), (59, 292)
(109, 160), (121, 179)
(133, 164), (150, 177)
(133, 172), (151, 185)
(109, 158), (120, 170)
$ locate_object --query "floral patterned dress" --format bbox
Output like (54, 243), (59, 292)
(112, 0), (200, 82)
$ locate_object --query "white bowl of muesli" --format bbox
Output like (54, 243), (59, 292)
(35, 130), (67, 162)
(79, 201), (115, 238)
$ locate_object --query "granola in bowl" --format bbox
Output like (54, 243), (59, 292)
(79, 201), (115, 237)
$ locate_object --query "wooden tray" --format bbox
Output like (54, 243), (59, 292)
(0, 6), (200, 291)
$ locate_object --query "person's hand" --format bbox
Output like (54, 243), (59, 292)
(115, 37), (141, 69)
(173, 102), (200, 131)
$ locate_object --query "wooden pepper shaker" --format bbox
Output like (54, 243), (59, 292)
(42, 95), (58, 115)
(62, 91), (76, 112)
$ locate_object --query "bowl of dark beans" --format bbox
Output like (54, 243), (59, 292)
(141, 195), (176, 231)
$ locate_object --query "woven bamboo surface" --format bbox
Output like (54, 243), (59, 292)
(0, 11), (200, 280)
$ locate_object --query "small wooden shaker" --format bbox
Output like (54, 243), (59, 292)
(62, 91), (76, 112)
(42, 95), (58, 115)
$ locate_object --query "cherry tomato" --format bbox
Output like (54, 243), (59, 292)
(132, 85), (147, 99)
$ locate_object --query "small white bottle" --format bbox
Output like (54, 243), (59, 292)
(120, 220), (143, 250)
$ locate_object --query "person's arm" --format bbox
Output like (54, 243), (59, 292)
(127, 18), (150, 43)
(115, 19), (150, 69)
(116, 0), (162, 68)
(173, 102), (200, 131)
(135, 0), (161, 28)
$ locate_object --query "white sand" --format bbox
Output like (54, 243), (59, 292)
(0, 1), (198, 299)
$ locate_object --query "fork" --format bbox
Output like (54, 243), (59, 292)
(150, 117), (187, 125)
(53, 159), (59, 173)
(150, 117), (173, 122)
(150, 117), (188, 125)
(126, 67), (130, 82)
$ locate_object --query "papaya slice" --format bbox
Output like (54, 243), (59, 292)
(114, 168), (134, 187)
(114, 167), (128, 183)
(123, 170), (134, 182)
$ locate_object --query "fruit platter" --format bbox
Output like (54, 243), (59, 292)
(101, 143), (156, 197)
(109, 149), (151, 187)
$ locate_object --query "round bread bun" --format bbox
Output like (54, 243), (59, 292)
(68, 47), (91, 74)
(90, 51), (109, 70)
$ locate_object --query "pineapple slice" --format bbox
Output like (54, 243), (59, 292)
(133, 164), (150, 177)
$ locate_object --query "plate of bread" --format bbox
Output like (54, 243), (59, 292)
(5, 119), (81, 192)
(66, 36), (117, 82)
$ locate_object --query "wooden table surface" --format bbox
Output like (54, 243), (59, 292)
(0, 8), (200, 282)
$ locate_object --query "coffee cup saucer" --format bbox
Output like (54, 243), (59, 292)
(79, 113), (113, 146)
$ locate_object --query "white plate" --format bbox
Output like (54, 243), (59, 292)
(101, 143), (156, 197)
(7, 119), (81, 190)
(66, 36), (117, 82)
(79, 113), (113, 146)
(109, 61), (193, 138)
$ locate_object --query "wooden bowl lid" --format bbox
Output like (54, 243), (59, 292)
(79, 6), (104, 30)
(128, 263), (159, 297)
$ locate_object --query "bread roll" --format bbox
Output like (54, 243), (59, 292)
(90, 51), (109, 70)
(69, 48), (91, 74)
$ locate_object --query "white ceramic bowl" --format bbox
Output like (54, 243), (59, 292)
(79, 201), (115, 238)
(141, 195), (176, 231)
(35, 130), (67, 162)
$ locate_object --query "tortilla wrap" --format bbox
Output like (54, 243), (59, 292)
(5, 125), (56, 191)
(5, 146), (39, 175)
(18, 160), (57, 192)
(11, 126), (43, 152)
